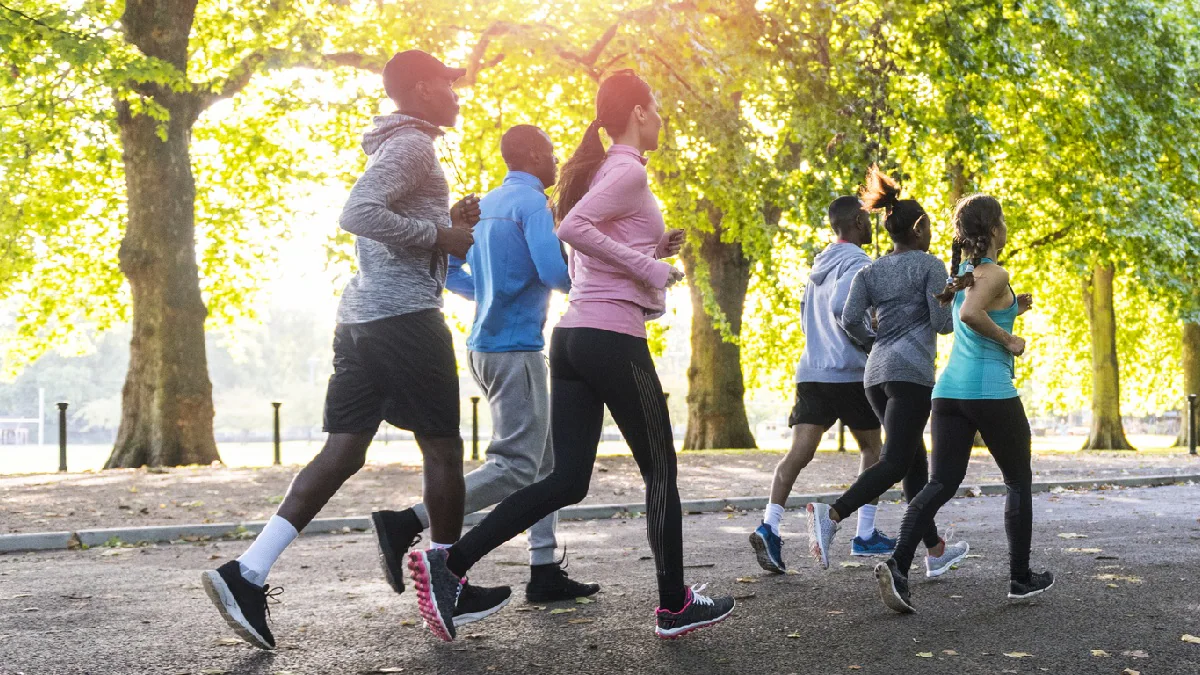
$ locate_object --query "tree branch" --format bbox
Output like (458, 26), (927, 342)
(1007, 223), (1077, 259)
(198, 49), (379, 110)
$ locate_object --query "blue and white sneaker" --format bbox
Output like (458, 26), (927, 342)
(749, 523), (786, 573)
(806, 503), (839, 569)
(851, 529), (897, 557)
(925, 540), (970, 578)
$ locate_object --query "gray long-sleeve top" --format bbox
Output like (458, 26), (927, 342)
(335, 113), (452, 325)
(839, 250), (953, 388)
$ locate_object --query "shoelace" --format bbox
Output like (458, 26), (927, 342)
(552, 547), (572, 578)
(689, 583), (715, 607)
(261, 585), (284, 619)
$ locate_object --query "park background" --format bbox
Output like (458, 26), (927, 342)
(1, 0), (1199, 475)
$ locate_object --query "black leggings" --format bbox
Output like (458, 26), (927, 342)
(832, 381), (940, 549)
(890, 397), (1033, 579)
(448, 327), (685, 609)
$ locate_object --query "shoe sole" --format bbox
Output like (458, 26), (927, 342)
(407, 550), (454, 642)
(371, 512), (406, 595)
(655, 601), (736, 639)
(1008, 579), (1054, 600)
(749, 531), (785, 574)
(201, 570), (273, 650)
(851, 548), (893, 557)
(874, 562), (915, 614)
(926, 542), (970, 579)
(453, 593), (511, 628)
(806, 504), (831, 569)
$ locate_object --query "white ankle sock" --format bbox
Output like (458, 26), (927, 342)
(856, 504), (878, 540)
(430, 541), (452, 549)
(236, 515), (298, 586)
(763, 503), (785, 536)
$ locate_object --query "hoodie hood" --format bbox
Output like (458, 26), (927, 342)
(361, 112), (443, 156)
(809, 242), (870, 286)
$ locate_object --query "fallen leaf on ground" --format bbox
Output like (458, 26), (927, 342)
(1122, 669), (1140, 675)
(1004, 652), (1033, 658)
(19, 608), (37, 612)
(848, 666), (862, 670)
(363, 668), (405, 674)
(916, 652), (933, 658)
(1181, 634), (1200, 644)
(568, 618), (594, 624)
(1122, 650), (1149, 658)
(549, 608), (576, 615)
(575, 597), (594, 604)
(1106, 583), (1120, 588)
(1065, 547), (1102, 554)
(1057, 532), (1088, 539)
(733, 593), (756, 601)
(840, 562), (864, 568)
(949, 595), (964, 599)
(736, 577), (758, 583)
(964, 554), (982, 559)
(397, 619), (416, 626)
(200, 670), (231, 675)
(943, 650), (958, 656)
(827, 610), (844, 615)
(787, 632), (803, 639)
(213, 637), (243, 646)
(1090, 650), (1111, 657)
(1095, 574), (1142, 584)
(2, 594), (31, 600)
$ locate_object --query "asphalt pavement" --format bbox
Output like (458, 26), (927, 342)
(2, 483), (1198, 675)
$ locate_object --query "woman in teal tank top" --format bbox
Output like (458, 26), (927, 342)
(874, 194), (1055, 615)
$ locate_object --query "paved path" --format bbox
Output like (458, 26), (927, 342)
(4, 449), (1197, 534)
(2, 483), (1198, 674)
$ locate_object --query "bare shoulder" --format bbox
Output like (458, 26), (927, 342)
(974, 262), (1010, 286)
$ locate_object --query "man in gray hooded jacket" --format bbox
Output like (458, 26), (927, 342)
(750, 196), (890, 575)
(202, 50), (507, 651)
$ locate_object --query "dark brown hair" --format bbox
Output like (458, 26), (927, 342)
(860, 165), (927, 246)
(935, 194), (1005, 303)
(551, 70), (653, 222)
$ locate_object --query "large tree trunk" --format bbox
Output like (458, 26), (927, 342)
(1081, 264), (1134, 450)
(106, 0), (219, 468)
(680, 210), (757, 450)
(1175, 321), (1199, 446)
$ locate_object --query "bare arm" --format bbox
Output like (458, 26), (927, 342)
(959, 265), (1023, 355)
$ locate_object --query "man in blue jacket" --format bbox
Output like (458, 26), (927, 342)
(373, 125), (599, 604)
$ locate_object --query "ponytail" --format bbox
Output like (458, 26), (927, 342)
(552, 120), (606, 223)
(860, 164), (925, 246)
(935, 240), (976, 304)
(551, 70), (653, 224)
(935, 193), (1003, 304)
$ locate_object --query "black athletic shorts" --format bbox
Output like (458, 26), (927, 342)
(322, 309), (460, 438)
(787, 381), (881, 431)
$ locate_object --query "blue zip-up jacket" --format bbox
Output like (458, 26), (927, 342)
(446, 171), (571, 352)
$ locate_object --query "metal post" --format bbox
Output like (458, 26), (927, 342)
(838, 419), (846, 452)
(272, 402), (282, 466)
(1189, 394), (1197, 456)
(470, 396), (481, 461)
(56, 402), (68, 472)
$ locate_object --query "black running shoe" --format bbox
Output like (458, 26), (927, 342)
(1008, 570), (1054, 600)
(454, 580), (512, 627)
(201, 561), (282, 650)
(525, 556), (601, 603)
(874, 558), (915, 614)
(372, 509), (423, 594)
(654, 584), (735, 639)
(408, 548), (463, 641)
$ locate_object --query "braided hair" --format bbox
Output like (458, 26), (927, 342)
(935, 194), (1004, 303)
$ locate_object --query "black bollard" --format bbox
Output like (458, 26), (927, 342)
(470, 396), (481, 461)
(272, 402), (282, 466)
(838, 419), (846, 452)
(1189, 394), (1197, 456)
(56, 401), (67, 470)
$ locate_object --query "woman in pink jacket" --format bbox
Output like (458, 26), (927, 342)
(410, 70), (735, 641)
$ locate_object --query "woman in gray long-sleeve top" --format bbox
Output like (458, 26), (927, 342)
(806, 166), (970, 578)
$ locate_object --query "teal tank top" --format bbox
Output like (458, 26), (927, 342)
(932, 259), (1020, 400)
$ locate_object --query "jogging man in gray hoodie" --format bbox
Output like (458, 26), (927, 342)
(750, 196), (889, 574)
(202, 50), (507, 650)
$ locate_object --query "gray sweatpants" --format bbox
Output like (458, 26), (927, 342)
(411, 350), (558, 565)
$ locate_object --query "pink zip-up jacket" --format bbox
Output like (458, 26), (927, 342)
(556, 145), (678, 338)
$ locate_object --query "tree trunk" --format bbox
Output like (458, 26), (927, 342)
(1175, 321), (1199, 446)
(680, 210), (757, 450)
(1081, 264), (1134, 450)
(106, 0), (219, 468)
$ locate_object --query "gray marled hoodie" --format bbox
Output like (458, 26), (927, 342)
(336, 113), (451, 324)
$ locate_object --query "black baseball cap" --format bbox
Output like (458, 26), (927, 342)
(382, 50), (466, 100)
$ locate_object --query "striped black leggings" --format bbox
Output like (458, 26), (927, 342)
(448, 327), (685, 610)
